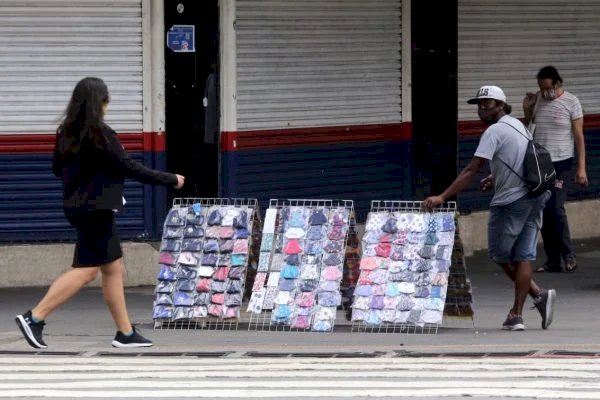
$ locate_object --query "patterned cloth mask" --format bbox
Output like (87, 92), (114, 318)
(278, 278), (296, 292)
(432, 273), (448, 286)
(321, 266), (343, 281)
(329, 210), (347, 226)
(285, 227), (306, 239)
(437, 231), (455, 246)
(393, 231), (408, 246)
(421, 310), (443, 324)
(439, 213), (455, 232)
(381, 309), (397, 323)
(394, 310), (410, 323)
(418, 245), (436, 259)
(375, 242), (392, 258)
(369, 269), (388, 285)
(178, 252), (198, 266)
(362, 230), (380, 245)
(314, 306), (336, 321)
(208, 304), (223, 318)
(362, 244), (377, 257)
(194, 292), (210, 306)
(299, 279), (318, 292)
(153, 306), (173, 319)
(304, 240), (322, 255)
(415, 273), (432, 287)
(300, 264), (319, 280)
(436, 245), (452, 261)
(294, 305), (313, 316)
(285, 254), (300, 265)
(160, 239), (181, 252)
(318, 280), (339, 292)
(354, 285), (372, 297)
(433, 259), (450, 273)
(305, 225), (325, 241)
(185, 212), (204, 226)
(291, 315), (311, 329)
(191, 305), (206, 318)
(156, 280), (175, 294)
(424, 232), (439, 246)
(233, 210), (248, 229)
(207, 209), (223, 226)
(157, 265), (177, 281)
(327, 226), (345, 241)
(284, 239), (303, 255)
(226, 280), (242, 295)
(358, 271), (373, 285)
(296, 292), (314, 308)
(323, 254), (343, 267)
(233, 239), (248, 254)
(352, 296), (370, 310)
(165, 208), (186, 227)
(398, 295), (415, 311)
(385, 282), (401, 297)
(196, 278), (212, 292)
(219, 240), (234, 253)
(252, 273), (267, 291)
(381, 218), (398, 234)
(288, 209), (305, 228)
(155, 293), (173, 306)
(430, 285), (443, 298)
(220, 209), (239, 226)
(426, 298), (445, 311)
(351, 308), (367, 321)
(173, 292), (194, 307)
(177, 266), (197, 280)
(308, 209), (328, 225)
(228, 266), (245, 280)
(211, 280), (226, 293)
(175, 279), (195, 292)
(181, 239), (202, 252)
(383, 296), (400, 309)
(414, 286), (430, 298)
(360, 257), (378, 271)
(163, 227), (184, 239)
(234, 227), (250, 239)
(231, 254), (246, 267)
(398, 282), (416, 294)
(369, 296), (385, 310)
(205, 226), (220, 239)
(365, 212), (388, 231)
(201, 253), (217, 266)
(371, 284), (386, 296)
(281, 264), (300, 279)
(210, 293), (225, 305)
(217, 255), (231, 267)
(214, 267), (230, 281)
(390, 246), (405, 261)
(218, 226), (235, 239)
(366, 310), (382, 326)
(323, 240), (344, 254)
(159, 252), (176, 265)
(312, 320), (333, 332)
(318, 292), (341, 307)
(275, 291), (294, 305)
(198, 266), (215, 278)
(389, 261), (408, 273)
(224, 306), (240, 319)
(203, 239), (219, 253)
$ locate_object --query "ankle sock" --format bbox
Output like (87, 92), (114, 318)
(122, 330), (134, 337)
(31, 315), (43, 324)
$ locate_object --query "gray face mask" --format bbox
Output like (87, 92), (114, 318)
(478, 107), (499, 125)
(541, 88), (558, 100)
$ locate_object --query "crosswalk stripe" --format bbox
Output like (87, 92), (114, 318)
(1, 356), (599, 399)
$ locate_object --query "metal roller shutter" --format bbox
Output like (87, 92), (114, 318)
(0, 0), (145, 242)
(0, 0), (143, 134)
(235, 0), (402, 130)
(458, 0), (600, 121)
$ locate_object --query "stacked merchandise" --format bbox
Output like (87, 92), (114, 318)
(443, 222), (474, 319)
(248, 202), (353, 332)
(351, 210), (456, 327)
(153, 202), (255, 324)
(341, 223), (361, 313)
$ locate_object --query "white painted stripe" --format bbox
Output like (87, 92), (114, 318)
(0, 370), (597, 380)
(1, 356), (599, 365)
(2, 362), (600, 372)
(0, 379), (598, 390)
(1, 388), (600, 398)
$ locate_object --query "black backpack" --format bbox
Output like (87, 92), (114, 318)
(498, 122), (556, 196)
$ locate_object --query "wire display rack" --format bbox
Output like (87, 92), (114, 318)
(248, 199), (354, 332)
(350, 200), (457, 335)
(153, 197), (259, 331)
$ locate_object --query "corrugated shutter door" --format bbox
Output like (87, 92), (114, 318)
(0, 0), (145, 242)
(0, 0), (143, 133)
(458, 0), (600, 121)
(235, 0), (402, 130)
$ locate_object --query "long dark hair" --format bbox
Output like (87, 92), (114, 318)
(58, 77), (110, 156)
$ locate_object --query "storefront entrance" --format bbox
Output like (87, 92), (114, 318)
(164, 0), (219, 200)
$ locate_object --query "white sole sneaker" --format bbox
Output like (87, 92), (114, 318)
(111, 340), (153, 348)
(543, 289), (556, 329)
(15, 315), (47, 349)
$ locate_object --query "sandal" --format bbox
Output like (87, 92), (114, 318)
(536, 264), (563, 273)
(565, 259), (577, 272)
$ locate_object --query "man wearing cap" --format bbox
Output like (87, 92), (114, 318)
(423, 85), (556, 331)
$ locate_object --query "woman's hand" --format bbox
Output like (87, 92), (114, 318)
(174, 174), (185, 189)
(422, 196), (444, 212)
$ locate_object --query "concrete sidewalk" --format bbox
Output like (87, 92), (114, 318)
(1, 239), (599, 356)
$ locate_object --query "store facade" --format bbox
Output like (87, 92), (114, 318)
(1, 0), (599, 245)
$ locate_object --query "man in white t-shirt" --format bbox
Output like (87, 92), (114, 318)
(523, 66), (588, 273)
(424, 85), (555, 331)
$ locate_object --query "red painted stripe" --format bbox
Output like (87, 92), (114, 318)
(459, 113), (600, 138)
(221, 122), (412, 151)
(0, 132), (165, 154)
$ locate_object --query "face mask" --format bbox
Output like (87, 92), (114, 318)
(478, 107), (499, 125)
(541, 88), (557, 100)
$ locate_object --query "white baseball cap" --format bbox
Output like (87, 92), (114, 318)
(467, 85), (506, 104)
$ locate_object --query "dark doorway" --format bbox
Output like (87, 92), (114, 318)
(164, 0), (219, 200)
(411, 0), (458, 198)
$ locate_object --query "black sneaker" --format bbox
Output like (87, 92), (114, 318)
(111, 327), (153, 348)
(532, 289), (556, 329)
(501, 314), (525, 331)
(15, 310), (47, 349)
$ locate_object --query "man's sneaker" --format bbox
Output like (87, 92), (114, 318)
(111, 327), (153, 348)
(15, 310), (47, 349)
(502, 314), (525, 331)
(532, 289), (556, 329)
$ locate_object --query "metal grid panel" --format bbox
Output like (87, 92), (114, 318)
(248, 198), (354, 332)
(350, 200), (457, 334)
(153, 197), (260, 331)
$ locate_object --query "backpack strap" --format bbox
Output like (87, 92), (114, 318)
(495, 121), (529, 184)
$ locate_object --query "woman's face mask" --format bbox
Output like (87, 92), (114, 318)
(541, 88), (558, 100)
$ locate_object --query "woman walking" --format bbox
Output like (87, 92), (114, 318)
(15, 77), (184, 348)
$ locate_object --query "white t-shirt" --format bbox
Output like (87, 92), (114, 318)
(474, 115), (530, 206)
(533, 91), (583, 162)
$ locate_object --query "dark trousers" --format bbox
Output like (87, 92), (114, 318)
(541, 158), (575, 267)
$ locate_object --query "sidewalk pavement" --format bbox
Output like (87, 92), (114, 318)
(1, 239), (599, 356)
